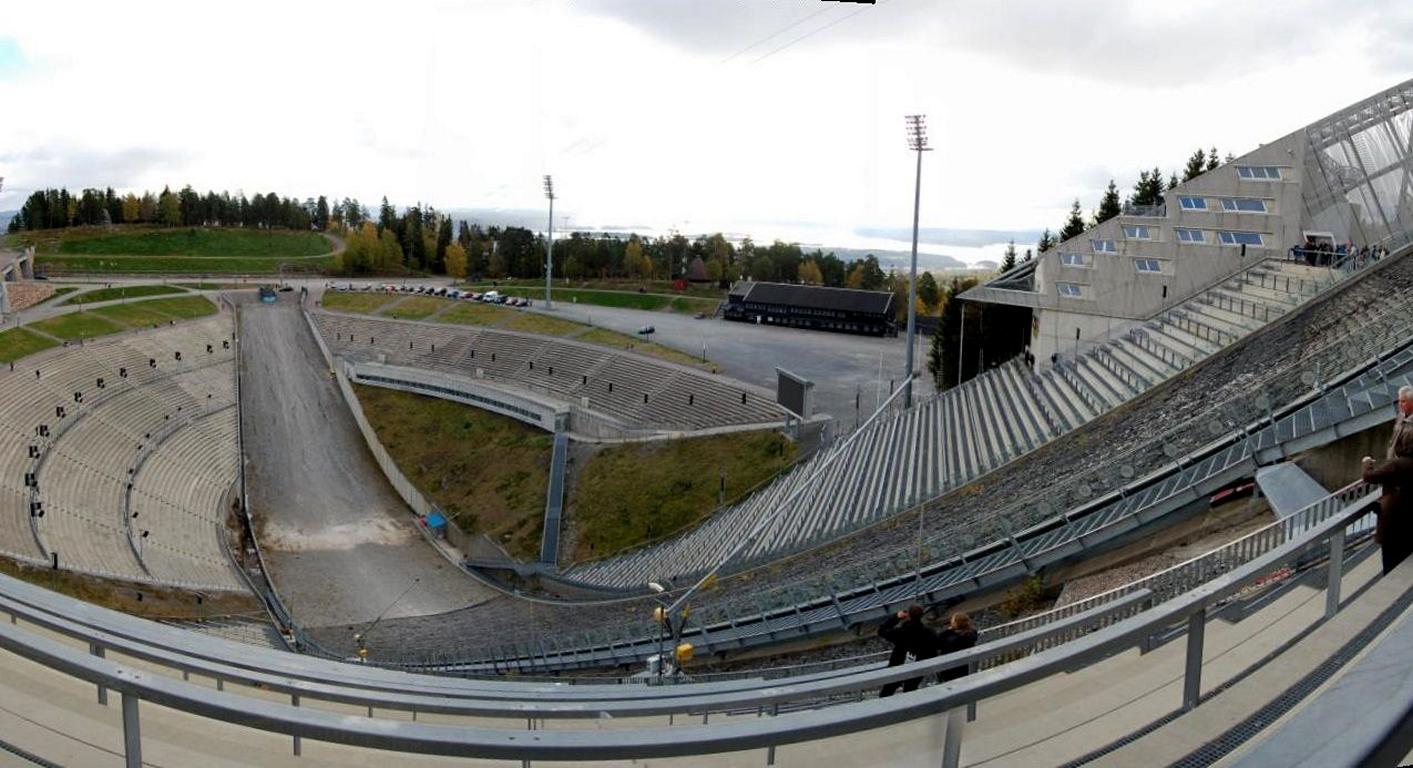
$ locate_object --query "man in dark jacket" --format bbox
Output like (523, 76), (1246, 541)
(934, 612), (980, 683)
(878, 604), (937, 697)
(1362, 386), (1413, 574)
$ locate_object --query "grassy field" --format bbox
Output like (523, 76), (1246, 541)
(36, 254), (337, 275)
(174, 282), (246, 290)
(125, 296), (218, 320)
(0, 327), (60, 363)
(468, 277), (727, 300)
(26, 295), (217, 343)
(471, 284), (721, 314)
(28, 312), (125, 341)
(325, 293), (714, 368)
(353, 384), (552, 560)
(61, 284), (186, 305)
(571, 430), (797, 561)
(91, 302), (182, 328)
(381, 296), (448, 320)
(439, 301), (513, 327)
(575, 327), (708, 368)
(498, 312), (588, 337)
(322, 292), (396, 314)
(13, 226), (330, 258)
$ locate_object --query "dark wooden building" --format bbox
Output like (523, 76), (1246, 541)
(724, 281), (896, 336)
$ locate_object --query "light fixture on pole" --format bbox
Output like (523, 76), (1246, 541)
(543, 175), (555, 310)
(904, 115), (932, 409)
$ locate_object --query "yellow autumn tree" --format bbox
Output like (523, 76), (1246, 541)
(445, 242), (469, 279)
(797, 260), (823, 285)
(121, 193), (140, 224)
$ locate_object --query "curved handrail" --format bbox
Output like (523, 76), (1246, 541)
(0, 488), (1378, 763)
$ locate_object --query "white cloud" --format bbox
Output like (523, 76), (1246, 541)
(0, 0), (1407, 260)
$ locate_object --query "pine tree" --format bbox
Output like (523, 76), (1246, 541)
(1168, 172), (1179, 191)
(1037, 228), (1057, 253)
(1094, 180), (1121, 225)
(378, 197), (396, 235)
(1058, 201), (1086, 242)
(918, 271), (940, 309)
(314, 196), (330, 231)
(1182, 148), (1206, 182)
(1000, 240), (1018, 272)
(1206, 147), (1220, 172)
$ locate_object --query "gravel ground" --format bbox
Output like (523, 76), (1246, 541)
(238, 293), (493, 630)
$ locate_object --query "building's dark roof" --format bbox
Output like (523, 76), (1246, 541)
(730, 281), (895, 315)
(687, 256), (709, 282)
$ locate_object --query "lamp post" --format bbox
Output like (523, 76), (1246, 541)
(904, 115), (932, 409)
(543, 175), (555, 310)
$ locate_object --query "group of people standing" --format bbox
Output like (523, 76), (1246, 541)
(876, 604), (978, 697)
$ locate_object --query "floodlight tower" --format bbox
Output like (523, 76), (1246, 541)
(904, 115), (931, 409)
(543, 175), (555, 310)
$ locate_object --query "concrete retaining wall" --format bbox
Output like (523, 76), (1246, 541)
(347, 361), (567, 434)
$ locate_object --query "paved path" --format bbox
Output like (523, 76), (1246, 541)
(237, 293), (490, 629)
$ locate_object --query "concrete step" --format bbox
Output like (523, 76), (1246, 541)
(1113, 337), (1177, 381)
(1146, 322), (1217, 360)
(1106, 341), (1167, 385)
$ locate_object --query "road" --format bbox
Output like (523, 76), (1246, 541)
(237, 292), (490, 630)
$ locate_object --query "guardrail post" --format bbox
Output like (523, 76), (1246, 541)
(766, 703), (780, 765)
(291, 694), (301, 756)
(941, 706), (965, 768)
(1183, 610), (1205, 711)
(121, 692), (141, 768)
(90, 642), (107, 704)
(1326, 528), (1345, 619)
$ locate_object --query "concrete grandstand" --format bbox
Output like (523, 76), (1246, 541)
(4, 77), (1413, 768)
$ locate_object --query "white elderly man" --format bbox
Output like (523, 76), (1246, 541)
(1361, 384), (1413, 574)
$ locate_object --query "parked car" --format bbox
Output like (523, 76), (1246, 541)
(636, 325), (656, 335)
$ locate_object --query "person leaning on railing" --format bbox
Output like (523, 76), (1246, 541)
(933, 612), (978, 684)
(1361, 384), (1413, 574)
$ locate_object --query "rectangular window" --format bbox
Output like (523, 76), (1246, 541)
(1174, 228), (1205, 243)
(1123, 225), (1152, 240)
(1220, 197), (1268, 213)
(1179, 196), (1207, 210)
(1237, 166), (1282, 180)
(1218, 231), (1264, 246)
(1091, 239), (1117, 253)
(1134, 258), (1162, 273)
(1059, 252), (1088, 267)
(1056, 282), (1085, 298)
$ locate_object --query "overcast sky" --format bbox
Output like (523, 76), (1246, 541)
(1, 0), (1410, 259)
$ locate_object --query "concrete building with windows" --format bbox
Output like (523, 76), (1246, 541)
(963, 77), (1413, 365)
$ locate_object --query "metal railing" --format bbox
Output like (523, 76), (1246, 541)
(0, 485), (1381, 766)
(1128, 327), (1191, 370)
(1202, 290), (1273, 322)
